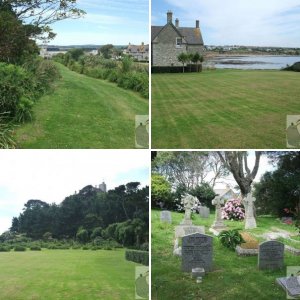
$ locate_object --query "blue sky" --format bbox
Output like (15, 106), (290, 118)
(0, 150), (149, 234)
(49, 0), (149, 45)
(152, 0), (300, 47)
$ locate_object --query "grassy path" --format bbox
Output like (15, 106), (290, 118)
(0, 249), (139, 300)
(152, 210), (299, 300)
(15, 64), (148, 148)
(152, 70), (300, 148)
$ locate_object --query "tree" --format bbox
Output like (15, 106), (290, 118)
(0, 6), (39, 63)
(217, 151), (261, 197)
(76, 228), (89, 243)
(254, 152), (300, 219)
(152, 152), (228, 189)
(218, 151), (261, 229)
(151, 174), (172, 208)
(99, 44), (114, 59)
(191, 52), (204, 72)
(177, 52), (188, 73)
(190, 183), (216, 208)
(6, 0), (85, 40)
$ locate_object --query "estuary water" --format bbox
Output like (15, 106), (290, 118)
(207, 55), (300, 70)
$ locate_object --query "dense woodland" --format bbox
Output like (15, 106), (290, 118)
(0, 182), (149, 250)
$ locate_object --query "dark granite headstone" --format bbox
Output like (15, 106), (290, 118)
(182, 233), (213, 272)
(258, 241), (284, 270)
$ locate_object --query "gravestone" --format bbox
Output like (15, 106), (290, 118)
(258, 241), (284, 270)
(276, 276), (300, 298)
(160, 210), (172, 223)
(182, 233), (213, 272)
(243, 193), (257, 229)
(199, 206), (210, 218)
(175, 225), (205, 239)
(210, 196), (226, 234)
(180, 194), (197, 225)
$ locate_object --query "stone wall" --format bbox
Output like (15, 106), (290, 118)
(152, 25), (187, 66)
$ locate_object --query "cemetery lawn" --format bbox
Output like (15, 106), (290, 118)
(0, 249), (139, 300)
(152, 70), (300, 149)
(14, 63), (148, 148)
(151, 210), (299, 300)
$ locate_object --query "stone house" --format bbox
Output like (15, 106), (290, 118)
(123, 42), (149, 61)
(151, 11), (204, 66)
(214, 185), (239, 201)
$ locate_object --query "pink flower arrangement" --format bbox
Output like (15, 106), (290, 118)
(222, 199), (245, 221)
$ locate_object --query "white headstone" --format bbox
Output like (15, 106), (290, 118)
(243, 193), (257, 229)
(180, 194), (197, 225)
(160, 210), (172, 223)
(210, 196), (226, 230)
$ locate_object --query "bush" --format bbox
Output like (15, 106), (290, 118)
(283, 62), (300, 72)
(125, 250), (149, 266)
(0, 63), (31, 118)
(0, 114), (16, 148)
(14, 245), (26, 251)
(140, 242), (149, 251)
(82, 246), (90, 250)
(91, 227), (103, 240)
(219, 230), (245, 251)
(76, 228), (89, 244)
(222, 199), (245, 220)
(30, 245), (41, 251)
(0, 246), (10, 252)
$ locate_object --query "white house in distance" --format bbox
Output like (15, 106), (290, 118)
(123, 42), (149, 61)
(214, 184), (239, 201)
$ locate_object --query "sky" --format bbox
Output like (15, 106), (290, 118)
(0, 150), (149, 234)
(152, 0), (300, 47)
(48, 0), (149, 45)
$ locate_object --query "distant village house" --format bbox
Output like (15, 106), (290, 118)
(151, 11), (204, 66)
(123, 42), (149, 61)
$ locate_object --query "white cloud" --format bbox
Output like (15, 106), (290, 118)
(0, 150), (149, 234)
(163, 0), (300, 46)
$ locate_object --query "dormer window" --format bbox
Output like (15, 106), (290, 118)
(176, 37), (182, 48)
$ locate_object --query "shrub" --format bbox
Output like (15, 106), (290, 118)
(82, 246), (90, 250)
(0, 246), (10, 252)
(14, 245), (26, 251)
(125, 250), (149, 266)
(76, 228), (89, 244)
(103, 246), (112, 250)
(140, 242), (149, 251)
(0, 114), (16, 148)
(0, 63), (31, 117)
(222, 199), (245, 220)
(91, 227), (103, 240)
(219, 230), (245, 251)
(30, 245), (41, 251)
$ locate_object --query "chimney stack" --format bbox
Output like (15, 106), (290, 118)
(196, 20), (200, 28)
(167, 11), (173, 24)
(175, 18), (179, 27)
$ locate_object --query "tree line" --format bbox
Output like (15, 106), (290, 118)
(5, 182), (149, 249)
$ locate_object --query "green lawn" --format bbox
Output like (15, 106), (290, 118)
(0, 249), (139, 300)
(152, 70), (300, 148)
(151, 210), (299, 300)
(15, 64), (148, 148)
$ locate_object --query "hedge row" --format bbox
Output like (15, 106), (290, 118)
(125, 250), (149, 266)
(151, 64), (202, 73)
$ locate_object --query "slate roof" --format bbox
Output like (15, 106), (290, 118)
(151, 24), (204, 45)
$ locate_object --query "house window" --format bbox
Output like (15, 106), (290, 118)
(176, 37), (182, 48)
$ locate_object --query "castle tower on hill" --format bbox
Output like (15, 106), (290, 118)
(98, 181), (107, 193)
